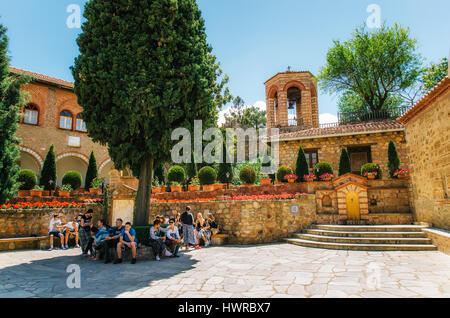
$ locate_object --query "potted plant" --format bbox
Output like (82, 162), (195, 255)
(188, 177), (200, 192)
(30, 185), (44, 197)
(239, 165), (257, 186)
(276, 165), (293, 183)
(170, 181), (182, 192)
(198, 166), (217, 191)
(260, 173), (272, 185)
(284, 174), (298, 183)
(304, 174), (316, 182)
(152, 177), (164, 193)
(17, 169), (37, 197)
(59, 184), (73, 197)
(364, 171), (378, 180)
(89, 178), (103, 195)
(394, 169), (410, 179)
(319, 173), (334, 181)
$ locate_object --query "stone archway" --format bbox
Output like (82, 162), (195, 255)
(56, 155), (88, 186)
(333, 174), (369, 223)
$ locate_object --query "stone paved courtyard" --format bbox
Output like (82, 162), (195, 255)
(0, 244), (449, 298)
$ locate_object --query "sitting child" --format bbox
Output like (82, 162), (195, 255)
(48, 214), (65, 251)
(63, 218), (80, 249)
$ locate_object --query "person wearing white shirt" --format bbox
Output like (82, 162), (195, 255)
(166, 218), (181, 257)
(63, 219), (80, 249)
(48, 215), (65, 251)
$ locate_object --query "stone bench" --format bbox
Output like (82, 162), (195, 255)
(211, 234), (229, 246)
(0, 236), (49, 251)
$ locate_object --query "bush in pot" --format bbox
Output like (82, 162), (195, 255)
(62, 171), (82, 190)
(30, 185), (44, 197)
(198, 166), (217, 191)
(59, 184), (73, 197)
(276, 165), (293, 183)
(18, 169), (37, 194)
(313, 162), (334, 181)
(170, 181), (182, 192)
(361, 163), (382, 180)
(239, 165), (256, 185)
(168, 165), (186, 185)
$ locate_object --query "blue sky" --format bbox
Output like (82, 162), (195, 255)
(1, 0), (449, 122)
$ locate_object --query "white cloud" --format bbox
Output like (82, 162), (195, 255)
(218, 101), (267, 126)
(319, 113), (338, 124)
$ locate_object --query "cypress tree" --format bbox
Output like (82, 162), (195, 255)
(153, 162), (165, 185)
(186, 150), (198, 184)
(218, 139), (233, 184)
(338, 147), (351, 176)
(387, 140), (400, 177)
(72, 0), (230, 225)
(0, 24), (31, 203)
(40, 144), (57, 190)
(294, 146), (309, 182)
(85, 151), (98, 189)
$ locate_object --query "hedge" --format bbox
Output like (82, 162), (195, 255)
(168, 165), (186, 184)
(62, 171), (82, 190)
(18, 169), (37, 190)
(239, 165), (257, 184)
(198, 166), (217, 185)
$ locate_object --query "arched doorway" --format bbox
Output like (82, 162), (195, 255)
(346, 191), (360, 221)
(18, 151), (42, 177)
(56, 156), (88, 186)
(99, 160), (115, 184)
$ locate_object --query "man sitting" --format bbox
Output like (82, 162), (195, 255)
(102, 218), (124, 264)
(166, 218), (181, 257)
(85, 219), (109, 257)
(114, 222), (139, 264)
(63, 218), (80, 249)
(48, 214), (65, 251)
(88, 226), (111, 261)
(149, 219), (172, 261)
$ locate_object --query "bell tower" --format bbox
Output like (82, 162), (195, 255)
(265, 70), (319, 130)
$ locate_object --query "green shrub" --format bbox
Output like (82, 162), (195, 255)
(239, 165), (257, 184)
(198, 166), (217, 185)
(313, 162), (333, 179)
(338, 147), (351, 176)
(361, 163), (382, 179)
(168, 165), (186, 184)
(39, 145), (57, 190)
(218, 141), (233, 183)
(18, 169), (37, 190)
(276, 165), (293, 182)
(387, 140), (400, 178)
(134, 225), (151, 246)
(154, 162), (166, 185)
(85, 151), (98, 189)
(62, 171), (82, 190)
(294, 146), (309, 182)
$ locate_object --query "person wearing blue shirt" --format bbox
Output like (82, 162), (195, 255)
(114, 222), (138, 264)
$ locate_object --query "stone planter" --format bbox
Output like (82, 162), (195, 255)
(171, 186), (182, 193)
(30, 190), (43, 197)
(188, 185), (200, 192)
(59, 191), (71, 197)
(202, 184), (215, 191)
(17, 190), (30, 197)
(260, 178), (272, 185)
(89, 188), (102, 195)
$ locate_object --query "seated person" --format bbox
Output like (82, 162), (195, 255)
(88, 226), (111, 261)
(158, 215), (168, 234)
(149, 219), (172, 261)
(63, 218), (80, 249)
(166, 218), (181, 257)
(85, 219), (109, 257)
(48, 214), (65, 251)
(101, 218), (124, 264)
(114, 222), (139, 264)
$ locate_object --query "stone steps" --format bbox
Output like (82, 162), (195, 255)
(304, 229), (428, 238)
(286, 224), (437, 251)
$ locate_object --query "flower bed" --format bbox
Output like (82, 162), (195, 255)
(224, 193), (302, 201)
(1, 201), (84, 210)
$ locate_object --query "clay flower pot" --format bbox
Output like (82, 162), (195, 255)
(287, 179), (295, 183)
(260, 178), (272, 186)
(305, 178), (314, 182)
(42, 190), (50, 196)
(242, 184), (254, 187)
(18, 190), (30, 197)
(171, 186), (182, 193)
(89, 188), (102, 195)
(30, 190), (43, 197)
(321, 177), (332, 182)
(367, 175), (376, 180)
(397, 174), (409, 179)
(59, 191), (71, 197)
(202, 184), (215, 191)
(188, 185), (200, 192)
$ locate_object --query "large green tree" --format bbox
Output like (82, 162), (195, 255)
(39, 144), (57, 190)
(422, 57), (448, 91)
(318, 23), (421, 113)
(72, 0), (230, 225)
(0, 24), (30, 204)
(85, 151), (98, 189)
(223, 97), (266, 129)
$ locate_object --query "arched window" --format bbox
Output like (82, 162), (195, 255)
(59, 110), (73, 130)
(287, 87), (302, 126)
(23, 104), (39, 125)
(75, 113), (87, 132)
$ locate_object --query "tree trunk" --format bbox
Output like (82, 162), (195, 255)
(134, 155), (153, 226)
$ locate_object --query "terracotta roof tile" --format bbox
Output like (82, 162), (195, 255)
(9, 67), (74, 90)
(272, 120), (404, 141)
(398, 76), (450, 124)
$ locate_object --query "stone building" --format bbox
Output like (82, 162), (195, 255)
(398, 75), (450, 230)
(12, 67), (119, 186)
(265, 70), (409, 179)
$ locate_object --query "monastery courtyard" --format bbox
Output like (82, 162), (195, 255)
(0, 244), (449, 298)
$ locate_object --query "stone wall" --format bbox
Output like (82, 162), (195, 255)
(0, 205), (101, 239)
(278, 130), (408, 181)
(403, 86), (450, 230)
(150, 195), (317, 244)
